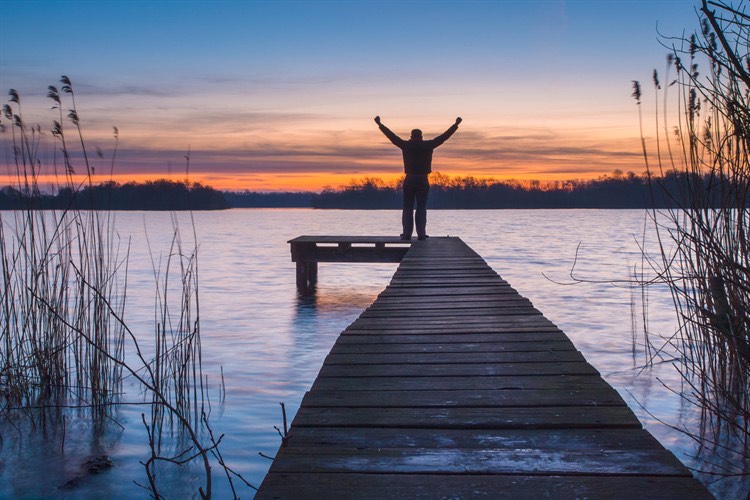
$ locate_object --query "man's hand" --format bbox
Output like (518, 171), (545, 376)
(455, 117), (462, 125)
(374, 116), (381, 125)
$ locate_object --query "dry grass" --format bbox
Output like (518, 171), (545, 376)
(0, 77), (253, 498)
(634, 0), (749, 480)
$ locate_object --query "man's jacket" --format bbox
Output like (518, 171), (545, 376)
(378, 123), (458, 175)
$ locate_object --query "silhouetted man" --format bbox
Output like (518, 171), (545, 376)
(375, 116), (461, 240)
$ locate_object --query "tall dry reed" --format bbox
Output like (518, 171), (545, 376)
(634, 0), (749, 478)
(0, 80), (125, 420)
(0, 77), (252, 497)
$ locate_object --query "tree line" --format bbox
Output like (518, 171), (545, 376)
(308, 170), (735, 209)
(0, 179), (229, 210)
(1, 171), (738, 210)
(224, 190), (313, 207)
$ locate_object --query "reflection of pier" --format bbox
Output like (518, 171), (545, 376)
(259, 237), (710, 498)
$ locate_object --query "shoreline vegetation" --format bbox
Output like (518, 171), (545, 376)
(2, 170), (744, 210)
(631, 0), (749, 484)
(0, 78), (253, 497)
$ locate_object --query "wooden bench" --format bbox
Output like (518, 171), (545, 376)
(288, 236), (412, 290)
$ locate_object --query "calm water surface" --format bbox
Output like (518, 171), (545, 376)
(1, 208), (746, 498)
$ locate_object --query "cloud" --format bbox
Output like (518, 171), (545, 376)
(94, 124), (642, 181)
(1, 109), (645, 190)
(72, 83), (176, 98)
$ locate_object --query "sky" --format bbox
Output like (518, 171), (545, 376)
(1, 0), (701, 191)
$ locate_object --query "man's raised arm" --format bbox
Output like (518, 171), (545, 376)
(374, 116), (405, 147)
(431, 117), (462, 148)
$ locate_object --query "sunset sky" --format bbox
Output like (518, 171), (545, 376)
(1, 0), (699, 191)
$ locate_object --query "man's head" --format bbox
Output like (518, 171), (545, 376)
(410, 129), (423, 141)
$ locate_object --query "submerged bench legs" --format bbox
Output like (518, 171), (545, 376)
(296, 261), (318, 291)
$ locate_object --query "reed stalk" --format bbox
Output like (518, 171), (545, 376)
(634, 0), (749, 478)
(0, 78), (251, 497)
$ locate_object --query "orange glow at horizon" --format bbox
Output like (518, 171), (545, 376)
(0, 100), (651, 192)
(0, 162), (646, 193)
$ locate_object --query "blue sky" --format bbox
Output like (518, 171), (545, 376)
(1, 0), (700, 190)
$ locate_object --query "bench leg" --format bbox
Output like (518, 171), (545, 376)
(308, 262), (318, 284)
(296, 262), (318, 291)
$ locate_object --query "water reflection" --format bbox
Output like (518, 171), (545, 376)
(292, 283), (384, 351)
(295, 286), (380, 315)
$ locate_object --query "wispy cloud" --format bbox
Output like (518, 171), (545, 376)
(64, 122), (643, 188)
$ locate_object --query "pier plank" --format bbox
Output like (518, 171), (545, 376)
(317, 362), (600, 377)
(329, 340), (577, 353)
(366, 301), (534, 311)
(300, 388), (627, 407)
(323, 350), (585, 365)
(310, 375), (610, 391)
(291, 406), (642, 429)
(361, 308), (542, 318)
(335, 331), (569, 344)
(283, 427), (663, 449)
(378, 286), (519, 296)
(342, 325), (564, 334)
(367, 296), (530, 306)
(259, 236), (710, 498)
(268, 447), (688, 476)
(350, 317), (552, 329)
(257, 474), (712, 500)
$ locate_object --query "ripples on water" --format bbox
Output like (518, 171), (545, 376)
(1, 208), (746, 498)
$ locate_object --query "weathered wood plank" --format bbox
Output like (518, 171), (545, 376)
(366, 301), (534, 311)
(352, 315), (548, 326)
(391, 271), (500, 277)
(289, 236), (414, 244)
(291, 406), (642, 429)
(335, 332), (569, 344)
(310, 375), (609, 391)
(352, 314), (554, 324)
(317, 362), (600, 377)
(300, 388), (627, 408)
(257, 473), (712, 500)
(330, 340), (577, 354)
(390, 272), (504, 278)
(283, 427), (658, 449)
(357, 311), (545, 318)
(361, 307), (541, 318)
(368, 302), (534, 310)
(342, 325), (563, 334)
(388, 280), (509, 287)
(268, 447), (687, 476)
(323, 350), (585, 365)
(378, 286), (519, 296)
(371, 296), (528, 305)
(348, 318), (559, 330)
(368, 295), (530, 305)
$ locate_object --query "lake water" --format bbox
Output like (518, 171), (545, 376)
(1, 208), (746, 498)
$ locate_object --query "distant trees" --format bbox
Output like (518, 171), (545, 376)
(224, 190), (314, 208)
(313, 177), (402, 209)
(308, 171), (721, 209)
(0, 179), (229, 210)
(2, 172), (732, 211)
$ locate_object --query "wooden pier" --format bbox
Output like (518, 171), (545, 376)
(258, 237), (710, 499)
